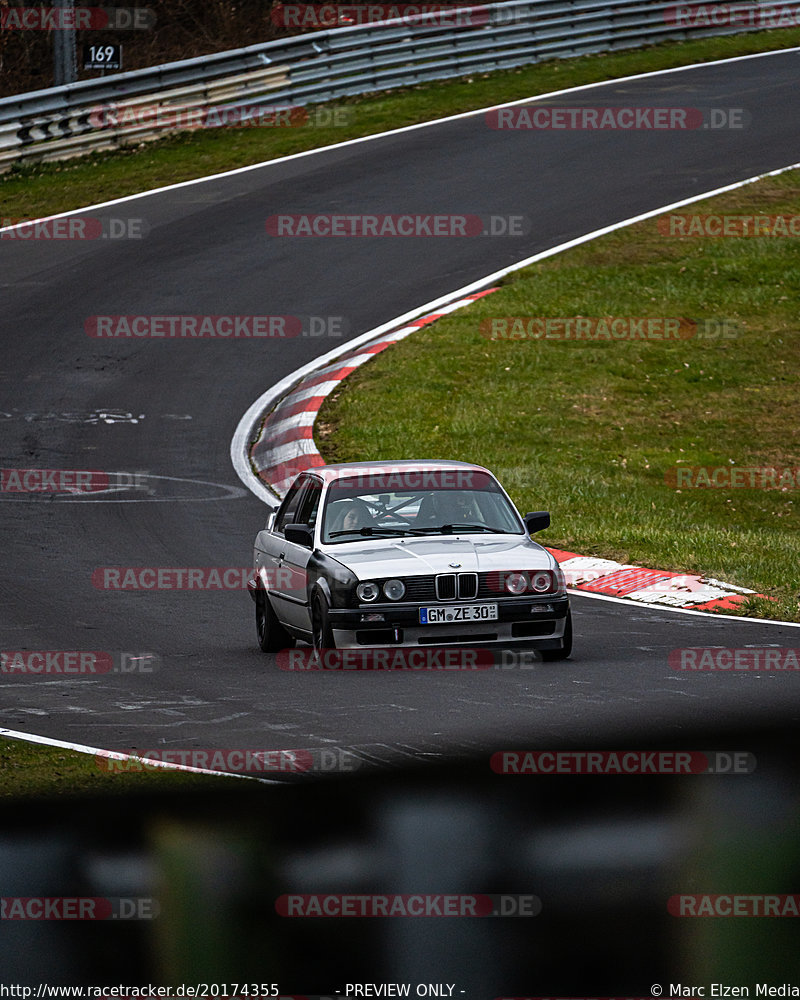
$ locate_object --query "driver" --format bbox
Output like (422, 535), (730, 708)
(417, 491), (477, 526)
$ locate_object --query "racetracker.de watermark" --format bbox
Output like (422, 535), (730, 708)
(275, 893), (541, 916)
(279, 648), (578, 671)
(1, 650), (160, 674)
(265, 214), (528, 236)
(272, 3), (490, 27)
(668, 894), (800, 916)
(670, 648), (800, 671)
(557, 566), (736, 591)
(0, 217), (148, 240)
(658, 214), (800, 236)
(85, 315), (347, 338)
(664, 2), (800, 29)
(0, 897), (158, 920)
(480, 317), (738, 341)
(95, 748), (359, 773)
(1, 468), (149, 493)
(93, 567), (304, 590)
(88, 104), (353, 130)
(0, 6), (155, 29)
(665, 466), (800, 488)
(491, 750), (756, 773)
(486, 106), (748, 129)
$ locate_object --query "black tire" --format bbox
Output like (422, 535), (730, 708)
(541, 609), (572, 661)
(255, 590), (294, 653)
(311, 593), (336, 652)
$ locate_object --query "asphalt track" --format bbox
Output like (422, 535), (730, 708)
(2, 50), (800, 764)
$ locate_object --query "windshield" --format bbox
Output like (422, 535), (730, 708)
(320, 470), (523, 543)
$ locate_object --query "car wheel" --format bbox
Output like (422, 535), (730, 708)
(312, 593), (336, 652)
(255, 590), (294, 653)
(541, 609), (572, 661)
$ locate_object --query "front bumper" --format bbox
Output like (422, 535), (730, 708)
(327, 595), (570, 649)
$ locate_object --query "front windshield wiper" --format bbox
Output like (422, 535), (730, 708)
(437, 523), (504, 533)
(328, 526), (420, 538)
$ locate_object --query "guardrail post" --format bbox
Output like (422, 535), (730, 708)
(53, 0), (78, 86)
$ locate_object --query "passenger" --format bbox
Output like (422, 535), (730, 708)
(330, 498), (375, 534)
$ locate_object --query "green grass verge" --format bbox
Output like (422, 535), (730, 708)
(316, 171), (800, 622)
(0, 737), (236, 798)
(1, 27), (800, 220)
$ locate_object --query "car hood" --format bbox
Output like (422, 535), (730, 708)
(320, 534), (555, 579)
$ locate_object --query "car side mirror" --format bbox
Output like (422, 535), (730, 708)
(265, 511), (277, 532)
(284, 523), (314, 548)
(524, 511), (550, 534)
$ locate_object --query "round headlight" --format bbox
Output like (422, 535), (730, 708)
(357, 581), (380, 602)
(505, 572), (528, 595)
(530, 571), (552, 593)
(383, 578), (406, 601)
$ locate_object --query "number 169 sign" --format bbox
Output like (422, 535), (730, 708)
(83, 44), (122, 71)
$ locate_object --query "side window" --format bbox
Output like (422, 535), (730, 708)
(275, 478), (307, 534)
(295, 477), (322, 529)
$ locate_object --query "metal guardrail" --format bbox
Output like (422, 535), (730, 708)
(0, 0), (779, 172)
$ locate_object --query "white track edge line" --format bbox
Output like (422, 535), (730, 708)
(2, 45), (799, 232)
(0, 727), (285, 784)
(567, 588), (800, 627)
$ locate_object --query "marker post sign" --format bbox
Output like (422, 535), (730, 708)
(83, 44), (122, 71)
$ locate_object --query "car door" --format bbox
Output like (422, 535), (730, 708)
(255, 476), (309, 627)
(278, 475), (323, 633)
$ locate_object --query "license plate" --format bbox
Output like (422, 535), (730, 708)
(419, 603), (498, 625)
